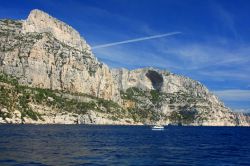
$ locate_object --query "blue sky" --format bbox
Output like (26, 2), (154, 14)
(0, 0), (249, 112)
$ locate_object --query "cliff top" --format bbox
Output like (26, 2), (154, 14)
(22, 9), (90, 51)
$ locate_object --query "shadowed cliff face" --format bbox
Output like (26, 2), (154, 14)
(145, 70), (163, 91)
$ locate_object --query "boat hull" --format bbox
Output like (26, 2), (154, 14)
(152, 126), (164, 130)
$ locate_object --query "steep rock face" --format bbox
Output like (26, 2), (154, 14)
(0, 10), (120, 102)
(112, 67), (220, 105)
(22, 9), (89, 52)
(112, 68), (156, 91)
(112, 68), (247, 126)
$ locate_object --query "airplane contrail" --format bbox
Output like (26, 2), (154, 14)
(92, 31), (181, 49)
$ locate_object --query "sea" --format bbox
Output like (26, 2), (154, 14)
(0, 125), (249, 166)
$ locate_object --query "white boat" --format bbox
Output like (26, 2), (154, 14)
(152, 125), (164, 130)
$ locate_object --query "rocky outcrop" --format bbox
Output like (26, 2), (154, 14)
(0, 10), (120, 102)
(112, 68), (248, 126)
(0, 9), (249, 126)
(22, 9), (89, 52)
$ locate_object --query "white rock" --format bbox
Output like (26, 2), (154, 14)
(13, 110), (21, 118)
(5, 118), (12, 123)
(0, 117), (6, 123)
(1, 108), (8, 113)
(47, 96), (54, 102)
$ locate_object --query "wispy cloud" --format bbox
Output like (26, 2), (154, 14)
(92, 32), (181, 49)
(213, 89), (250, 101)
(159, 41), (250, 69)
(232, 108), (250, 113)
(93, 44), (182, 70)
(211, 1), (240, 41)
(198, 70), (249, 81)
(213, 89), (250, 112)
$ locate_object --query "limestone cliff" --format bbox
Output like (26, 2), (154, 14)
(0, 10), (120, 102)
(0, 9), (249, 126)
(112, 68), (248, 126)
(22, 9), (89, 51)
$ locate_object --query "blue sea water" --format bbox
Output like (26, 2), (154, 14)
(0, 125), (249, 166)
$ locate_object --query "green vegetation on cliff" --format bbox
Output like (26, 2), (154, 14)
(120, 87), (165, 123)
(0, 73), (227, 125)
(0, 73), (125, 121)
(120, 87), (209, 125)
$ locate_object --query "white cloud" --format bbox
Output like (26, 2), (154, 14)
(161, 42), (250, 70)
(213, 89), (250, 101)
(232, 108), (250, 113)
(198, 71), (249, 80)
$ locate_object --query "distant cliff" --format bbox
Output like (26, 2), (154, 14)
(0, 9), (249, 126)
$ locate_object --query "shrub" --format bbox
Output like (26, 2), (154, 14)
(150, 90), (161, 104)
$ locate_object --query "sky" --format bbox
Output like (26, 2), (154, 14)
(0, 0), (249, 112)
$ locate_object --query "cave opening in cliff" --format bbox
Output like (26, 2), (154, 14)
(145, 70), (163, 91)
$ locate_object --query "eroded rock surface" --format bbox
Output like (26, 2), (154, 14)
(0, 10), (120, 102)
